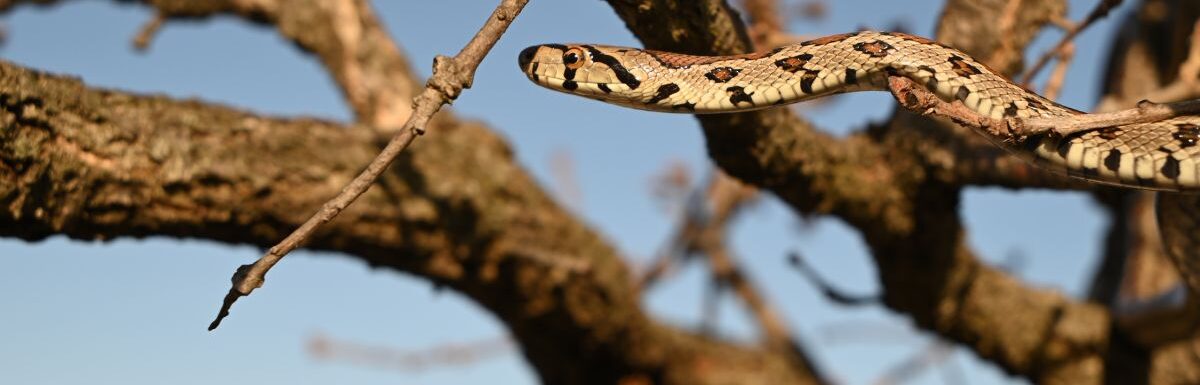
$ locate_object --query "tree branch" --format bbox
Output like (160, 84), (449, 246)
(0, 54), (822, 385)
(208, 0), (531, 331)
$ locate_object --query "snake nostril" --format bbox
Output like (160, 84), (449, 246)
(518, 46), (537, 71)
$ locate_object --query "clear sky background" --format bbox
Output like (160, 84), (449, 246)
(0, 1), (1129, 384)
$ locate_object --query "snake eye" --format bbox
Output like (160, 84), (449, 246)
(563, 47), (586, 70)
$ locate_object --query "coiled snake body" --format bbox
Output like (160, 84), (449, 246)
(517, 31), (1200, 192)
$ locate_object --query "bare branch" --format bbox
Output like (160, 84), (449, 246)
(131, 12), (164, 51)
(1042, 41), (1075, 100)
(209, 0), (531, 331)
(787, 252), (879, 306)
(1020, 0), (1124, 84)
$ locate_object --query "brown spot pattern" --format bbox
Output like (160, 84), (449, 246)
(774, 54), (812, 73)
(948, 55), (982, 77)
(853, 40), (894, 58)
(704, 67), (741, 83)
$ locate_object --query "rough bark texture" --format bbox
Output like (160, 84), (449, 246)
(0, 59), (828, 383)
(2, 0), (1200, 384)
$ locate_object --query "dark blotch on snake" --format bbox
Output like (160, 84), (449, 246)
(774, 54), (812, 73)
(955, 85), (971, 103)
(1104, 149), (1122, 172)
(948, 55), (983, 77)
(1056, 141), (1072, 159)
(1004, 103), (1019, 117)
(852, 40), (894, 58)
(563, 68), (577, 80)
(1173, 123), (1200, 147)
(800, 70), (820, 94)
(1163, 156), (1181, 179)
(1097, 126), (1121, 140)
(704, 67), (742, 83)
(562, 80), (578, 91)
(583, 45), (641, 90)
(844, 68), (858, 85)
(1022, 135), (1046, 154)
(597, 83), (612, 93)
(1025, 96), (1046, 110)
(672, 102), (696, 111)
(647, 83), (680, 104)
(726, 86), (755, 105)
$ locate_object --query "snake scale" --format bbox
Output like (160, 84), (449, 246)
(517, 31), (1200, 192)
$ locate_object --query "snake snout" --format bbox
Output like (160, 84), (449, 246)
(518, 46), (537, 73)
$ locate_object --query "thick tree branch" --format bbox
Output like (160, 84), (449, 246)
(0, 58), (822, 384)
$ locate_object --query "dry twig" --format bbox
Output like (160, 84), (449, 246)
(208, 0), (531, 330)
(1042, 41), (1075, 100)
(1019, 0), (1124, 84)
(787, 252), (878, 306)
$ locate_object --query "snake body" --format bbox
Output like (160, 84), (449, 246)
(517, 31), (1200, 191)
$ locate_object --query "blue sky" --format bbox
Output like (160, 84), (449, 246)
(0, 1), (1127, 384)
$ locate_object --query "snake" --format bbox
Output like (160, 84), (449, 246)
(516, 31), (1200, 192)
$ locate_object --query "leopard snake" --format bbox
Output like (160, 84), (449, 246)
(517, 31), (1200, 192)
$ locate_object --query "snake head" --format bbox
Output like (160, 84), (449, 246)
(518, 43), (649, 104)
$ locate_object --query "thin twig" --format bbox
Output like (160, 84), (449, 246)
(1019, 0), (1124, 84)
(208, 0), (531, 331)
(132, 12), (164, 51)
(787, 252), (879, 306)
(1042, 41), (1075, 100)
